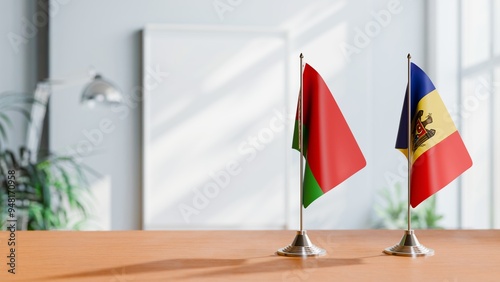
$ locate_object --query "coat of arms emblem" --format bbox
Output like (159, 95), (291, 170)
(412, 109), (436, 151)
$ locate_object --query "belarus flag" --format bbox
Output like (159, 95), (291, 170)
(293, 63), (366, 208)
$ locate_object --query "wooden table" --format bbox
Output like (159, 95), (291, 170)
(0, 230), (499, 281)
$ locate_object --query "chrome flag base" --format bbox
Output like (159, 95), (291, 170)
(384, 230), (434, 257)
(277, 230), (326, 257)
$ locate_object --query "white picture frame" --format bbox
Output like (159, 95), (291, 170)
(142, 24), (291, 230)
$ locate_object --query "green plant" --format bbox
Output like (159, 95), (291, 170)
(0, 148), (93, 230)
(373, 182), (444, 229)
(0, 92), (93, 230)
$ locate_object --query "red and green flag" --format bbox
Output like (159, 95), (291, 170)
(293, 63), (366, 208)
(395, 63), (472, 207)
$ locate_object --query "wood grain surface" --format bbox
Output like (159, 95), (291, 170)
(0, 230), (499, 281)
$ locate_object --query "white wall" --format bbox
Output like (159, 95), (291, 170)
(0, 0), (38, 150)
(49, 0), (426, 230)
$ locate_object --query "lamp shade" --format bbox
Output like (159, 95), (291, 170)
(81, 74), (122, 105)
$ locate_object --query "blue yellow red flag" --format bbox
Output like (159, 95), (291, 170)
(395, 63), (472, 207)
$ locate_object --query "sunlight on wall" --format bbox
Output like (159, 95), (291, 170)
(142, 0), (425, 230)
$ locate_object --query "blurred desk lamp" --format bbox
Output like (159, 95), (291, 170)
(81, 74), (122, 107)
(26, 69), (122, 161)
(47, 71), (122, 107)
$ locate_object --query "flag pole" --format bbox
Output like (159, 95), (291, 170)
(299, 53), (304, 232)
(277, 53), (325, 257)
(406, 53), (412, 233)
(383, 53), (434, 257)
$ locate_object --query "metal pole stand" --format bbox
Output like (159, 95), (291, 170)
(277, 230), (326, 257)
(384, 230), (434, 257)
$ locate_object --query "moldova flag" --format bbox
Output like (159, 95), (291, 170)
(395, 63), (473, 208)
(293, 64), (366, 208)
